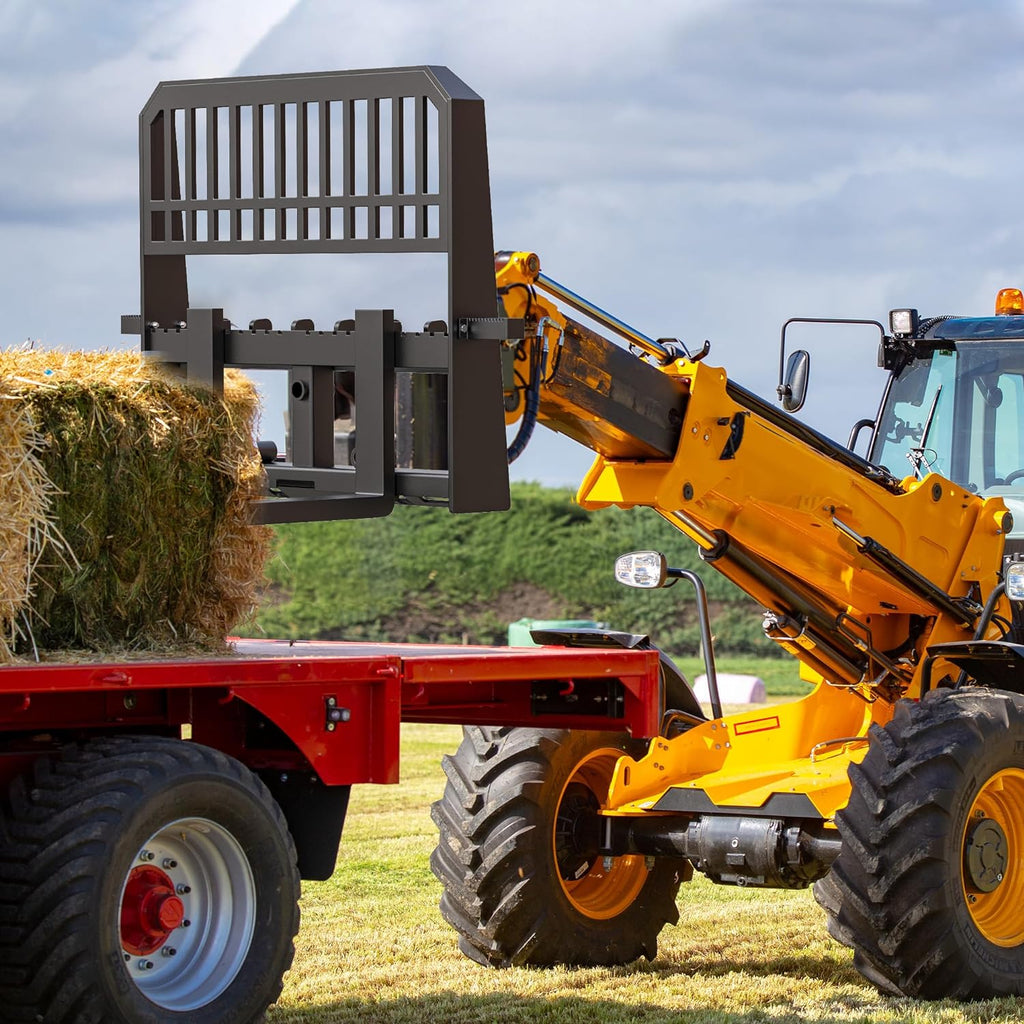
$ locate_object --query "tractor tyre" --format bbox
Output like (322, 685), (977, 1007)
(820, 686), (1024, 998)
(430, 726), (688, 967)
(0, 735), (300, 1023)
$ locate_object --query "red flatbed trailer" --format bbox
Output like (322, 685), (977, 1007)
(0, 638), (663, 1023)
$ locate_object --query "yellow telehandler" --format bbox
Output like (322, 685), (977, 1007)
(431, 250), (1024, 999)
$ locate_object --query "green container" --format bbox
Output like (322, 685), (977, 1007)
(507, 618), (603, 647)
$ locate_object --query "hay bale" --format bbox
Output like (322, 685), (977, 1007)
(0, 394), (54, 659)
(0, 348), (270, 660)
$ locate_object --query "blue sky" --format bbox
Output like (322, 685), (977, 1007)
(3, 0), (1024, 485)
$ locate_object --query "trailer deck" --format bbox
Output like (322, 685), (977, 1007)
(0, 639), (662, 788)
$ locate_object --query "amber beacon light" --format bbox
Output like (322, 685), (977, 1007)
(995, 287), (1024, 315)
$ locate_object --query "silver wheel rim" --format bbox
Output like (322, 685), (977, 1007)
(118, 816), (256, 1011)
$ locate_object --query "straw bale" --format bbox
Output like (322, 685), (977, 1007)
(0, 348), (270, 660)
(0, 393), (54, 660)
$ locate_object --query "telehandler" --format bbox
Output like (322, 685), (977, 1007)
(430, 234), (1024, 999)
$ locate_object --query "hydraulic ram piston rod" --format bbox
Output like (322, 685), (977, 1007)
(534, 271), (681, 364)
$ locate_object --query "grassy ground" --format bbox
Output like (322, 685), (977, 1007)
(268, 672), (1023, 1024)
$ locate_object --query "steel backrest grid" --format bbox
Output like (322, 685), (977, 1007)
(142, 71), (450, 256)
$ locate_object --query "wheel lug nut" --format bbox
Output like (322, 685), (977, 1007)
(163, 858), (178, 869)
(180, 919), (191, 928)
(176, 884), (191, 895)
(161, 947), (177, 957)
(139, 849), (155, 862)
(137, 959), (153, 970)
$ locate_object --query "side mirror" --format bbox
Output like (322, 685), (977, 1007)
(777, 349), (810, 412)
(614, 550), (669, 589)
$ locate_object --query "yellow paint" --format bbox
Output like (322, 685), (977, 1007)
(962, 767), (1024, 946)
(606, 682), (878, 820)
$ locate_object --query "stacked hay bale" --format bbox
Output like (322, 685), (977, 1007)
(0, 349), (270, 662)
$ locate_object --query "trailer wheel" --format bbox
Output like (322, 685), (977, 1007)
(0, 736), (299, 1023)
(821, 687), (1024, 998)
(430, 727), (687, 967)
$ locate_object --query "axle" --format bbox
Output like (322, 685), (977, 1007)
(597, 812), (842, 890)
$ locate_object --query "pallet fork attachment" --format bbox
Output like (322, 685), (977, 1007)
(122, 66), (517, 522)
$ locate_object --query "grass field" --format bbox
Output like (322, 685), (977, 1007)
(268, 673), (1023, 1024)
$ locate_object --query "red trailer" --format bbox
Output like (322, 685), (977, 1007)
(0, 639), (662, 1022)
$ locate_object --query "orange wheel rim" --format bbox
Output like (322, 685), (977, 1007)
(554, 748), (648, 920)
(962, 767), (1024, 947)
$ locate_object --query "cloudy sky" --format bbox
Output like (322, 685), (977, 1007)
(3, 0), (1024, 485)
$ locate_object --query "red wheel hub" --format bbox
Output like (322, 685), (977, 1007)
(120, 866), (185, 955)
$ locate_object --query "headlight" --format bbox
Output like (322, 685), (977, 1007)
(614, 550), (668, 589)
(1005, 562), (1024, 602)
(888, 308), (919, 337)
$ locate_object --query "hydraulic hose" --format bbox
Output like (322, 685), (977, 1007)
(506, 332), (545, 464)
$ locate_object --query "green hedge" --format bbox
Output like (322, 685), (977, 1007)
(255, 482), (780, 656)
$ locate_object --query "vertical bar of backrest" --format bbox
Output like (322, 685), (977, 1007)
(230, 105), (240, 241)
(275, 102), (286, 239)
(254, 104), (265, 240)
(207, 106), (218, 240)
(415, 96), (426, 240)
(297, 100), (308, 239)
(163, 108), (173, 243)
(144, 114), (156, 243)
(320, 99), (331, 239)
(344, 98), (355, 240)
(368, 98), (379, 239)
(393, 96), (403, 238)
(184, 109), (195, 242)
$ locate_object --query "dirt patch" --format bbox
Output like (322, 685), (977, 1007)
(368, 581), (576, 645)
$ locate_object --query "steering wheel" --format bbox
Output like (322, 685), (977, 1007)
(1002, 468), (1024, 485)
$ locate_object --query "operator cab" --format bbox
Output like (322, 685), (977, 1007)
(868, 289), (1024, 549)
(780, 288), (1024, 550)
